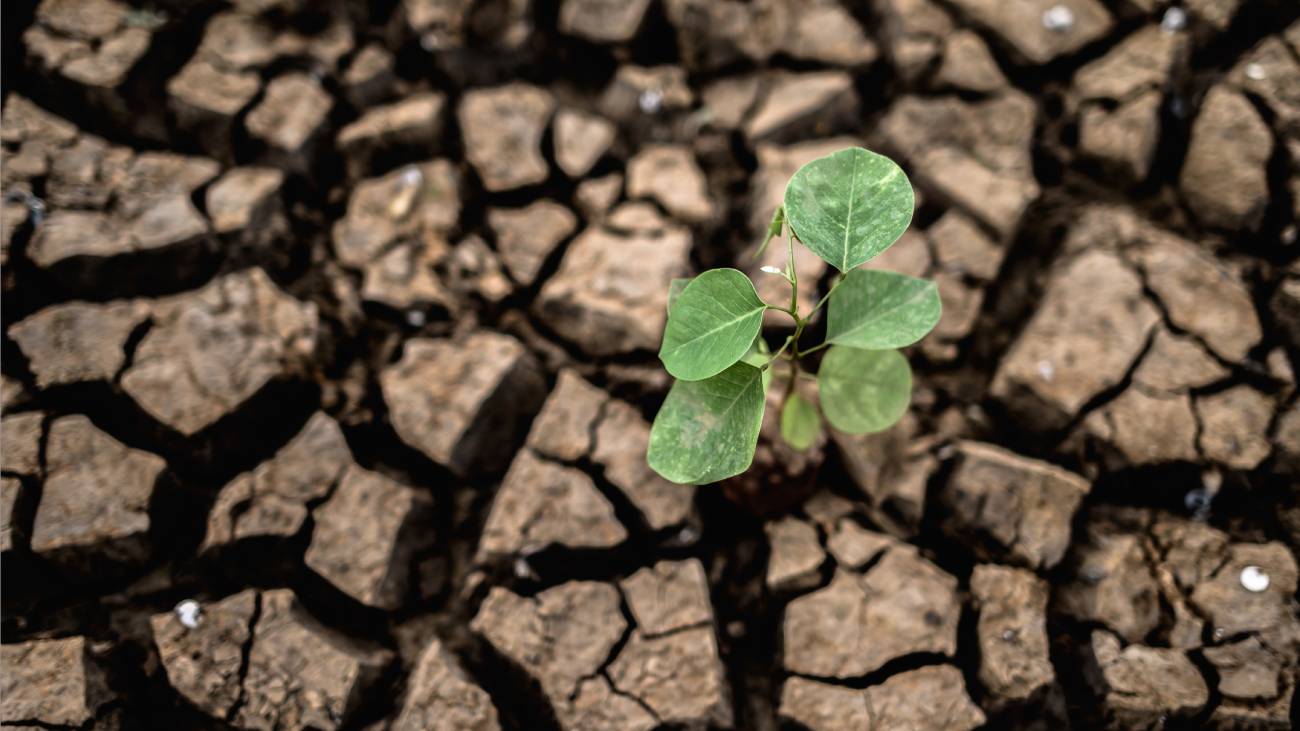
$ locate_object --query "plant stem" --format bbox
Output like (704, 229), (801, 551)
(799, 341), (830, 357)
(786, 232), (798, 321)
(765, 335), (794, 366)
(789, 317), (807, 359)
(810, 271), (848, 316)
(782, 351), (800, 404)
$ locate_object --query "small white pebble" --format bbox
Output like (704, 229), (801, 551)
(677, 525), (699, 544)
(1036, 360), (1055, 382)
(1160, 7), (1187, 32)
(406, 309), (426, 327)
(399, 165), (424, 188)
(638, 89), (663, 114)
(175, 599), (202, 629)
(513, 557), (536, 580)
(1240, 565), (1270, 592)
(1244, 63), (1267, 81)
(1042, 5), (1075, 32)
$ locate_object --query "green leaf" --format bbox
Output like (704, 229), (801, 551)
(647, 361), (767, 484)
(826, 269), (941, 349)
(739, 334), (770, 368)
(753, 205), (785, 260)
(783, 147), (914, 273)
(659, 268), (768, 381)
(780, 392), (821, 450)
(817, 346), (911, 434)
(666, 277), (692, 314)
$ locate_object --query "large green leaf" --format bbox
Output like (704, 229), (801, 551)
(659, 268), (768, 381)
(647, 361), (767, 484)
(826, 269), (941, 349)
(780, 392), (821, 450)
(783, 147), (914, 273)
(817, 346), (911, 434)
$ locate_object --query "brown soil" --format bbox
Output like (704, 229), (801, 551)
(2, 0), (1299, 729)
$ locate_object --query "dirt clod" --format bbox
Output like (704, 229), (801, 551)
(1, 636), (113, 726)
(1085, 630), (1208, 727)
(121, 268), (320, 436)
(941, 441), (1090, 569)
(32, 414), (165, 570)
(971, 564), (1055, 704)
(783, 547), (959, 678)
(380, 332), (545, 476)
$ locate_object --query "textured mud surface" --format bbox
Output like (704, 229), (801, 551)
(2, 0), (1300, 729)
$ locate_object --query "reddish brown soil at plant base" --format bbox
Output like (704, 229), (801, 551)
(2, 0), (1299, 729)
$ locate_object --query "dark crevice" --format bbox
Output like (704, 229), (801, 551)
(785, 652), (955, 691)
(224, 589), (263, 723)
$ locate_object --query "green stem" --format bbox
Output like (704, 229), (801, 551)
(765, 336), (794, 367)
(810, 271), (848, 316)
(782, 352), (800, 405)
(786, 233), (798, 320)
(789, 317), (807, 359)
(799, 341), (831, 357)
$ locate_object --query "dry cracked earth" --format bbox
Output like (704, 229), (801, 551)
(2, 0), (1300, 729)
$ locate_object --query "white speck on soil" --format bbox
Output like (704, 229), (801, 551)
(1244, 63), (1267, 81)
(1036, 360), (1055, 382)
(638, 89), (663, 114)
(760, 266), (784, 275)
(399, 165), (424, 188)
(1042, 5), (1075, 32)
(175, 599), (202, 629)
(1160, 7), (1187, 32)
(1240, 565), (1270, 592)
(513, 557), (536, 580)
(406, 309), (427, 327)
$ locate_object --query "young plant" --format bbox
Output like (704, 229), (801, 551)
(646, 147), (940, 485)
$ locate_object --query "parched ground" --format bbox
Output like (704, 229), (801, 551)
(2, 0), (1299, 729)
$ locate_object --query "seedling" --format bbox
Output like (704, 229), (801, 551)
(647, 147), (940, 485)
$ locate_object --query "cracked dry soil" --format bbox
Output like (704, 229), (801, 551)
(2, 0), (1300, 729)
